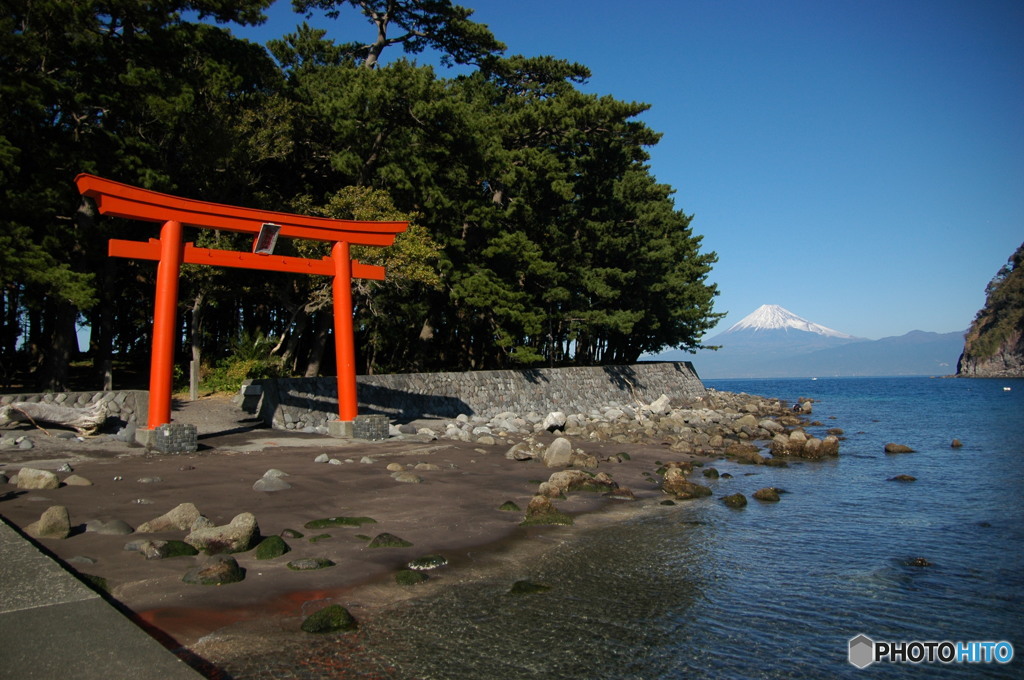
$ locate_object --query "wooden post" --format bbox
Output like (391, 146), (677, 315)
(148, 220), (183, 429)
(332, 241), (358, 422)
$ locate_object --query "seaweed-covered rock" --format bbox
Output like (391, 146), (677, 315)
(255, 535), (291, 559)
(304, 516), (377, 529)
(884, 443), (915, 454)
(662, 467), (712, 500)
(887, 474), (917, 482)
(367, 532), (413, 548)
(538, 469), (615, 497)
(752, 487), (781, 502)
(520, 495), (573, 526)
(140, 539), (199, 559)
(287, 557), (336, 570)
(606, 486), (636, 501)
(508, 580), (551, 596)
(721, 493), (748, 508)
(395, 569), (429, 586)
(301, 605), (358, 634)
(725, 443), (765, 465)
(182, 556), (245, 585)
(498, 500), (521, 512)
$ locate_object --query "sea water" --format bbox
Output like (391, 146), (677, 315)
(264, 377), (1024, 679)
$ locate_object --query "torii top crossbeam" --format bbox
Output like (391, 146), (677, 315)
(75, 174), (408, 431)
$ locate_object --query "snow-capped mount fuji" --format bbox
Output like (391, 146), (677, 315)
(726, 304), (855, 338)
(648, 304), (964, 378)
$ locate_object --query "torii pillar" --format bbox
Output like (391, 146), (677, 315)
(75, 174), (407, 436)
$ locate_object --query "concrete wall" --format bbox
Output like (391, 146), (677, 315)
(246, 362), (705, 433)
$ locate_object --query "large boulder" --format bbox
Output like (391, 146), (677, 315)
(16, 468), (60, 490)
(542, 437), (574, 468)
(542, 411), (567, 432)
(184, 512), (260, 554)
(648, 394), (673, 415)
(25, 505), (71, 539)
(137, 503), (202, 533)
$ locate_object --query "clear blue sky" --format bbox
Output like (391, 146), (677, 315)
(224, 0), (1023, 341)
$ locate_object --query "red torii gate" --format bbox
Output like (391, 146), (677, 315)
(75, 174), (407, 432)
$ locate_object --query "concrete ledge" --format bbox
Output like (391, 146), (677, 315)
(327, 420), (354, 438)
(0, 516), (204, 679)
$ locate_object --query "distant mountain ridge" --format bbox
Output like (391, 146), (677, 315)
(652, 304), (963, 378)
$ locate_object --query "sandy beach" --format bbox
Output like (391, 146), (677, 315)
(0, 395), (714, 676)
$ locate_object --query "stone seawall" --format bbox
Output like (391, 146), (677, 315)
(0, 390), (148, 431)
(246, 362), (705, 433)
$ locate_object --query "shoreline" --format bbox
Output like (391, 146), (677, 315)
(0, 390), (822, 677)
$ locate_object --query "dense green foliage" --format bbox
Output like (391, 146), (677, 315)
(2, 0), (721, 390)
(961, 242), (1024, 362)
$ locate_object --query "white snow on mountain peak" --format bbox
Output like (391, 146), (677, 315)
(726, 304), (855, 338)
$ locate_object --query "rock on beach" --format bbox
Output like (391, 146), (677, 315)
(16, 468), (60, 490)
(184, 512), (260, 554)
(137, 503), (203, 533)
(25, 505), (71, 539)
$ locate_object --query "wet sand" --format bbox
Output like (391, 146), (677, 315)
(0, 398), (693, 676)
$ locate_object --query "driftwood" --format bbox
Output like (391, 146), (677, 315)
(0, 401), (107, 436)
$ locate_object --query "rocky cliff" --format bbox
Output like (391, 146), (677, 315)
(957, 242), (1024, 378)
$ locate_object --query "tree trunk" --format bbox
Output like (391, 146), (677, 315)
(0, 285), (21, 388)
(37, 300), (78, 391)
(189, 291), (205, 400)
(280, 305), (310, 374)
(89, 267), (115, 390)
(303, 312), (331, 377)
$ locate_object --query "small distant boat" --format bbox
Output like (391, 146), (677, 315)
(1003, 387), (1012, 392)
